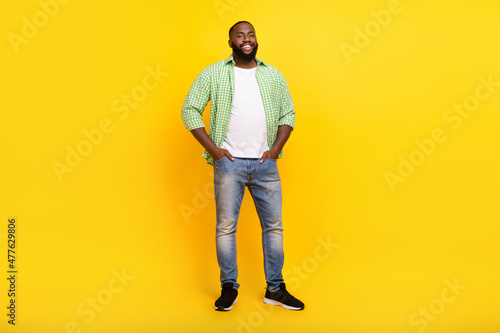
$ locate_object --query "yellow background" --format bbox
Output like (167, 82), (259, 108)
(1, 0), (499, 332)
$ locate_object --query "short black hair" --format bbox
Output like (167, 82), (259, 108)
(229, 21), (254, 38)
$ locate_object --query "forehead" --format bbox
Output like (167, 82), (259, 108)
(231, 23), (255, 35)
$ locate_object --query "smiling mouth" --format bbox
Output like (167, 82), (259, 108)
(241, 44), (253, 52)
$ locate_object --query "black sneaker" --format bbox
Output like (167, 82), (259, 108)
(263, 283), (304, 310)
(215, 283), (238, 311)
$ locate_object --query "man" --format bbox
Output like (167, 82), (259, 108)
(181, 21), (304, 312)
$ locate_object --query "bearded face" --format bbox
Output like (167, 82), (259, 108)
(231, 41), (258, 61)
(228, 22), (259, 62)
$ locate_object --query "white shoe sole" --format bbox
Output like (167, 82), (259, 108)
(263, 297), (303, 310)
(215, 297), (238, 311)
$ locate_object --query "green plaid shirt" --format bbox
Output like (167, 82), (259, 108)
(181, 55), (295, 165)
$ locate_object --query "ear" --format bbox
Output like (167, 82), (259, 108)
(228, 39), (232, 48)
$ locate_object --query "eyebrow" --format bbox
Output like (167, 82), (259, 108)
(235, 30), (255, 35)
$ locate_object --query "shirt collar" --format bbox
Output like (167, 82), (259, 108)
(225, 54), (265, 66)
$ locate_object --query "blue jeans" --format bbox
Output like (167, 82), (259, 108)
(214, 157), (284, 292)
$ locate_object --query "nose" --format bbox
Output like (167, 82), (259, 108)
(243, 35), (251, 43)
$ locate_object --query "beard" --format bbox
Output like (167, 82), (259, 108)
(231, 41), (258, 61)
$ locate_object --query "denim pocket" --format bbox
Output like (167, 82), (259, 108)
(214, 156), (228, 163)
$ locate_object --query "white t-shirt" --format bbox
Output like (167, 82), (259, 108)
(220, 66), (268, 158)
